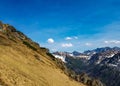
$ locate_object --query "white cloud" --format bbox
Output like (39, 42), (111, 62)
(85, 43), (92, 46)
(104, 40), (120, 44)
(65, 36), (78, 40)
(47, 38), (54, 44)
(65, 37), (72, 40)
(61, 43), (73, 47)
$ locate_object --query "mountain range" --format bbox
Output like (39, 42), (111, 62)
(53, 47), (120, 86)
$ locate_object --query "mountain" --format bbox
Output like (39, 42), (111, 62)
(0, 21), (85, 86)
(101, 53), (120, 68)
(72, 51), (81, 56)
(84, 47), (120, 54)
(52, 51), (90, 61)
(88, 47), (120, 65)
(53, 47), (120, 86)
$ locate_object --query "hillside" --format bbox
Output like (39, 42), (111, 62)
(0, 21), (85, 86)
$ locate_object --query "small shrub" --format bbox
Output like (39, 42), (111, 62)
(8, 37), (17, 43)
(41, 47), (49, 53)
(23, 41), (37, 51)
(34, 54), (41, 61)
(46, 53), (55, 61)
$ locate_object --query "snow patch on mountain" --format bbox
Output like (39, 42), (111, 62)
(69, 53), (74, 57)
(106, 54), (115, 58)
(108, 64), (117, 67)
(52, 54), (66, 62)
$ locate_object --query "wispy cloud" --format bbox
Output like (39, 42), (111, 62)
(104, 40), (120, 44)
(65, 36), (78, 40)
(65, 37), (72, 40)
(85, 43), (92, 46)
(61, 43), (73, 47)
(51, 48), (57, 52)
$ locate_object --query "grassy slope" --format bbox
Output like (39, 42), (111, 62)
(0, 38), (85, 86)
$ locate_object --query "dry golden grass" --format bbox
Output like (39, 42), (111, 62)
(0, 42), (85, 86)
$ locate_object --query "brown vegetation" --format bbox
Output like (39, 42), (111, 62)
(0, 21), (85, 86)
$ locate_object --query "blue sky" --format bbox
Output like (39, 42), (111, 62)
(0, 0), (120, 52)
